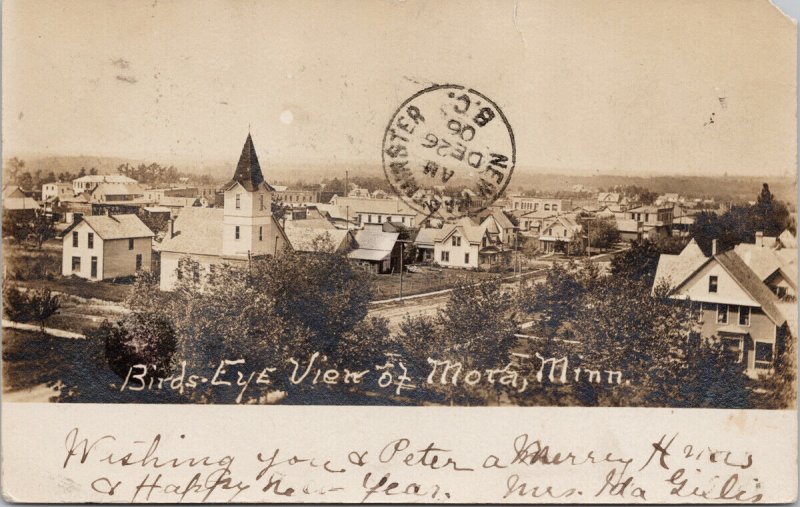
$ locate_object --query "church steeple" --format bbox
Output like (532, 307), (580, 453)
(228, 133), (271, 192)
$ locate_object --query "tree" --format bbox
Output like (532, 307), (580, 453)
(103, 312), (177, 381)
(29, 289), (61, 332)
(2, 213), (29, 244)
(4, 157), (25, 185)
(3, 285), (31, 323)
(29, 211), (56, 249)
(402, 280), (519, 405)
(586, 217), (620, 250)
(610, 239), (661, 284)
(521, 261), (588, 338)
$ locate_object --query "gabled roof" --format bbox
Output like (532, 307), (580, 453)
(221, 134), (274, 192)
(414, 227), (439, 247)
(158, 208), (224, 256)
(714, 250), (786, 325)
(91, 183), (147, 197)
(3, 196), (40, 211)
(653, 239), (709, 290)
(73, 175), (137, 184)
(65, 214), (154, 240)
(436, 220), (487, 245)
(285, 224), (353, 253)
(285, 218), (336, 230)
(734, 243), (797, 290)
(348, 226), (399, 262)
(778, 229), (797, 249)
(480, 209), (515, 230)
(158, 196), (201, 207)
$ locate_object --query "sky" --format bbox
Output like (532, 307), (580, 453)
(2, 0), (797, 177)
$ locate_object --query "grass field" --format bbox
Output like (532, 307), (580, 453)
(369, 267), (500, 300)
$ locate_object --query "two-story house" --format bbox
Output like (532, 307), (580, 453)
(62, 213), (154, 280)
(653, 239), (789, 377)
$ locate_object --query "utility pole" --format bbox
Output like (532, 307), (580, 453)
(399, 241), (404, 300)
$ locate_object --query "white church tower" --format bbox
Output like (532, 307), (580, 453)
(221, 134), (283, 257)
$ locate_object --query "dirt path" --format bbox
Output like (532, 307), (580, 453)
(2, 320), (86, 338)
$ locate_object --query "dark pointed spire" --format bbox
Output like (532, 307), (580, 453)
(228, 133), (268, 192)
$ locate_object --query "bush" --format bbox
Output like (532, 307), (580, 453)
(3, 285), (32, 322)
(103, 312), (177, 381)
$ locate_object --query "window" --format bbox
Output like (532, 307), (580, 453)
(90, 256), (98, 278)
(368, 215), (372, 223)
(401, 217), (406, 224)
(708, 275), (718, 293)
(135, 254), (142, 271)
(441, 251), (449, 262)
(259, 226), (263, 241)
(552, 205), (558, 212)
(739, 306), (750, 326)
(85, 232), (94, 249)
(71, 256), (81, 272)
(72, 231), (79, 247)
(128, 238), (134, 250)
(377, 216), (382, 223)
(722, 337), (743, 363)
(717, 304), (728, 324)
(754, 342), (774, 369)
(235, 226), (240, 240)
(235, 194), (241, 209)
(464, 253), (470, 264)
(452, 236), (461, 247)
(259, 194), (264, 210)
(544, 204), (550, 211)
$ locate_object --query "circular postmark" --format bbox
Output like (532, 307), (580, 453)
(382, 84), (515, 219)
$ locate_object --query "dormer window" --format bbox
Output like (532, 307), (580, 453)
(236, 194), (241, 209)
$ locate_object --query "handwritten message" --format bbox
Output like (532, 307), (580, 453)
(62, 427), (764, 503)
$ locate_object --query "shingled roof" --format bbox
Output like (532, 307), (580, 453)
(714, 250), (786, 326)
(222, 134), (274, 192)
(65, 214), (154, 240)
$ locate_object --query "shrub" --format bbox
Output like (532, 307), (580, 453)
(103, 312), (177, 381)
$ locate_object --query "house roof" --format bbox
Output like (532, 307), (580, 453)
(436, 220), (487, 245)
(66, 214), (154, 240)
(734, 243), (797, 290)
(158, 196), (200, 207)
(653, 239), (709, 289)
(597, 192), (620, 202)
(158, 207), (224, 256)
(91, 183), (147, 197)
(778, 229), (797, 248)
(285, 225), (352, 252)
(221, 134), (274, 192)
(285, 218), (336, 230)
(3, 196), (40, 210)
(714, 250), (786, 325)
(481, 209), (515, 229)
(73, 175), (137, 184)
(627, 205), (673, 213)
(3, 185), (26, 199)
(348, 227), (399, 262)
(414, 227), (439, 247)
(333, 196), (417, 216)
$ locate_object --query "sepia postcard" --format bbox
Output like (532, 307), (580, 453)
(1, 0), (798, 503)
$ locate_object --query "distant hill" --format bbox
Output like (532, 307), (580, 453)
(6, 155), (795, 207)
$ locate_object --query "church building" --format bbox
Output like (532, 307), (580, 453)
(158, 134), (290, 290)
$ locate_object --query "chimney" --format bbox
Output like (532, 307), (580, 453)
(167, 219), (175, 239)
(711, 238), (718, 256)
(755, 231), (764, 247)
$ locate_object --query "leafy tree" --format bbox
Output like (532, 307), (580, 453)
(2, 213), (29, 244)
(521, 261), (588, 338)
(586, 217), (620, 250)
(3, 285), (31, 323)
(610, 239), (661, 284)
(4, 157), (25, 185)
(26, 288), (61, 332)
(104, 312), (177, 380)
(29, 211), (56, 249)
(402, 280), (519, 405)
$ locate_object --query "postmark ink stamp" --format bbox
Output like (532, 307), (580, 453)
(382, 84), (516, 219)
